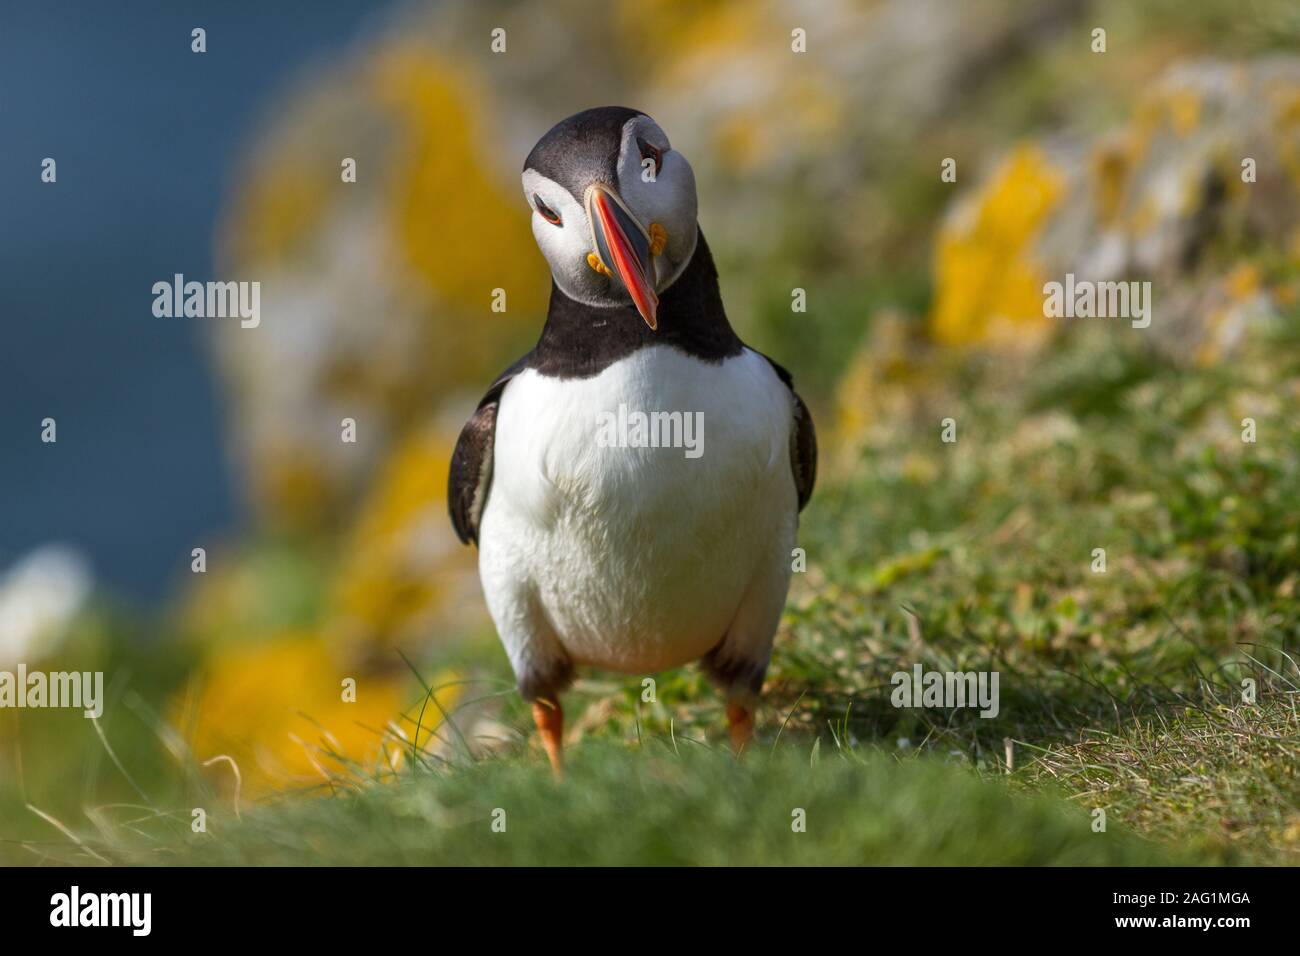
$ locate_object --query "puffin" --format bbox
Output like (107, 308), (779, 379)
(448, 106), (816, 774)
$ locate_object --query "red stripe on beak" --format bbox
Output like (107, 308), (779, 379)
(591, 188), (659, 330)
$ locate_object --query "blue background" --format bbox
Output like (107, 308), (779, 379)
(0, 1), (393, 599)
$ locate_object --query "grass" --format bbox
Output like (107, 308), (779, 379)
(4, 298), (1299, 866)
(13, 742), (1200, 867)
(764, 307), (1300, 865)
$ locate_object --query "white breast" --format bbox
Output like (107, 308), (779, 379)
(478, 345), (797, 676)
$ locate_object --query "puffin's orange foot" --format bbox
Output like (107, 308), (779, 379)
(532, 698), (564, 779)
(726, 700), (755, 757)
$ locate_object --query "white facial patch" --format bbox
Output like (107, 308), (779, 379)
(522, 168), (611, 307)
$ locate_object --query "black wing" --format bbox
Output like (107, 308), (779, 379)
(447, 360), (526, 545)
(759, 354), (817, 512)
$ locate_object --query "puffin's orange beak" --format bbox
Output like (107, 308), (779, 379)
(586, 183), (658, 330)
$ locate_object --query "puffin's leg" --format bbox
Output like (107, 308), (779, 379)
(499, 612), (573, 778)
(532, 697), (564, 778)
(702, 529), (791, 756)
(703, 646), (766, 758)
(726, 696), (756, 755)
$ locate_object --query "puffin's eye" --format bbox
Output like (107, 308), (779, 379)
(637, 137), (663, 177)
(533, 193), (562, 226)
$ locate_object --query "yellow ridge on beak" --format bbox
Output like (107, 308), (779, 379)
(649, 223), (667, 257)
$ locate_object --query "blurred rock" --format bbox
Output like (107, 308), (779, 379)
(930, 58), (1300, 357)
(213, 45), (549, 530)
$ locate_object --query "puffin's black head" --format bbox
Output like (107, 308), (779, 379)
(522, 107), (699, 330)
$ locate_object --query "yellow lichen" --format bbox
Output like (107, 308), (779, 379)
(1225, 262), (1261, 299)
(614, 0), (761, 70)
(1091, 136), (1137, 226)
(370, 47), (546, 320)
(328, 427), (471, 648)
(223, 154), (331, 268)
(174, 634), (456, 796)
(251, 452), (337, 532)
(1166, 89), (1202, 137)
(929, 145), (1065, 347)
(715, 111), (770, 173)
(1271, 89), (1300, 194)
(832, 342), (876, 445)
